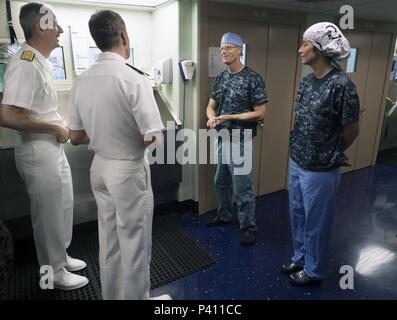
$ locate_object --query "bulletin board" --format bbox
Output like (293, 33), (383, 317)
(49, 46), (67, 80)
(70, 26), (90, 76)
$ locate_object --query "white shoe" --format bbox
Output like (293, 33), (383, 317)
(149, 294), (173, 300)
(54, 268), (89, 291)
(65, 255), (87, 272)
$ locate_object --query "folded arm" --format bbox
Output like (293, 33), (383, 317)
(69, 129), (90, 146)
(0, 104), (69, 143)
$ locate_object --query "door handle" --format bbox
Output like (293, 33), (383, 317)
(386, 97), (397, 117)
(387, 103), (397, 117)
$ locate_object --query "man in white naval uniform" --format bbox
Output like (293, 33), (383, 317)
(0, 3), (88, 290)
(69, 10), (171, 300)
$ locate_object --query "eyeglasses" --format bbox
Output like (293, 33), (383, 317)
(219, 45), (239, 53)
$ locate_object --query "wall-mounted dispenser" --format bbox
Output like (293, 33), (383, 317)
(155, 58), (173, 85)
(178, 60), (195, 81)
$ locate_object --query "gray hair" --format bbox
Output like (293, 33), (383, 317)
(19, 2), (49, 40)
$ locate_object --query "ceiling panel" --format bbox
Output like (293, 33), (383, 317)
(210, 0), (397, 22)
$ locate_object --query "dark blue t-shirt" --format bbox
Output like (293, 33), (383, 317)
(289, 68), (360, 171)
(209, 66), (268, 136)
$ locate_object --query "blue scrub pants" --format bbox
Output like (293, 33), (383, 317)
(288, 159), (341, 279)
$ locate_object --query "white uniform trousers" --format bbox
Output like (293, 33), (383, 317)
(90, 154), (153, 300)
(14, 133), (73, 273)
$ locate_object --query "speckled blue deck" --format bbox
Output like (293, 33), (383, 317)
(151, 164), (397, 300)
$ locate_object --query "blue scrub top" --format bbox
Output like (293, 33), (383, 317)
(210, 66), (268, 137)
(289, 68), (360, 171)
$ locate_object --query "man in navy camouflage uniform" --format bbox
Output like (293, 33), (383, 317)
(281, 22), (360, 285)
(206, 32), (267, 245)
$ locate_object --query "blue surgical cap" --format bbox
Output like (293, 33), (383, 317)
(221, 32), (243, 47)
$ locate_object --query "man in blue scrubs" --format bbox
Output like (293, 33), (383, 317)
(282, 22), (360, 285)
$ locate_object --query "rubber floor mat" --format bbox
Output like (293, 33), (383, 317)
(6, 214), (215, 299)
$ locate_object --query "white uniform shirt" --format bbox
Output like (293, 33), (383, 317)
(69, 52), (164, 160)
(1, 43), (63, 125)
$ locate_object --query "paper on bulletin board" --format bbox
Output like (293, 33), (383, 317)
(208, 47), (225, 78)
(70, 26), (90, 76)
(49, 47), (66, 80)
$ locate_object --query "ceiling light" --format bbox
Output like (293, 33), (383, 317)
(78, 0), (170, 7)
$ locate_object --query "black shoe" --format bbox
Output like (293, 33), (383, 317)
(206, 217), (231, 227)
(289, 270), (322, 286)
(281, 262), (304, 274)
(240, 229), (256, 246)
